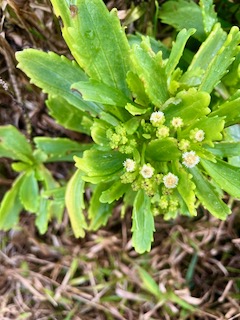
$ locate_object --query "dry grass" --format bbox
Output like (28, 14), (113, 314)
(0, 1), (240, 319)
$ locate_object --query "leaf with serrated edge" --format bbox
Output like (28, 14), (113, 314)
(65, 169), (87, 238)
(132, 190), (154, 253)
(16, 50), (101, 115)
(50, 0), (131, 96)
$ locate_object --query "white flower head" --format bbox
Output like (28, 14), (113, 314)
(150, 111), (165, 126)
(182, 151), (200, 168)
(171, 117), (184, 128)
(123, 159), (136, 172)
(194, 129), (205, 142)
(163, 173), (179, 189)
(140, 164), (154, 179)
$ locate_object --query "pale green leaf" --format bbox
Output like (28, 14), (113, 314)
(16, 50), (101, 115)
(131, 37), (169, 106)
(132, 190), (154, 253)
(72, 79), (131, 106)
(65, 169), (87, 238)
(205, 142), (240, 158)
(35, 197), (49, 235)
(19, 170), (39, 212)
(200, 0), (217, 34)
(189, 167), (230, 219)
(50, 0), (131, 96)
(100, 180), (130, 204)
(0, 174), (24, 230)
(166, 28), (196, 76)
(201, 158), (240, 199)
(0, 125), (33, 163)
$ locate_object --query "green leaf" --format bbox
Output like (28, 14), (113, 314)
(210, 91), (240, 126)
(132, 190), (154, 253)
(173, 163), (197, 216)
(138, 267), (162, 298)
(35, 197), (49, 235)
(131, 37), (169, 106)
(0, 125), (33, 163)
(146, 138), (181, 162)
(201, 158), (240, 199)
(200, 0), (217, 34)
(163, 88), (210, 125)
(72, 79), (131, 106)
(19, 170), (39, 212)
(126, 71), (151, 106)
(34, 137), (90, 162)
(159, 0), (205, 42)
(75, 149), (126, 178)
(50, 0), (131, 96)
(91, 120), (111, 147)
(166, 28), (196, 76)
(16, 50), (101, 115)
(199, 26), (240, 92)
(180, 116), (225, 145)
(0, 174), (24, 230)
(65, 169), (87, 238)
(89, 184), (113, 230)
(47, 96), (93, 135)
(205, 142), (240, 158)
(100, 180), (130, 204)
(189, 167), (230, 219)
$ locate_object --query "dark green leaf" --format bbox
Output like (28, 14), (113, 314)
(146, 138), (180, 162)
(132, 190), (154, 253)
(100, 180), (129, 204)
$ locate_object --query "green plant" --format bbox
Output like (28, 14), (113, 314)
(1, 0), (240, 253)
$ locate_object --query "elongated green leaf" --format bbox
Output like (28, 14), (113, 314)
(0, 174), (24, 230)
(34, 137), (90, 162)
(210, 91), (240, 126)
(189, 167), (230, 219)
(205, 142), (240, 158)
(19, 170), (39, 212)
(35, 197), (49, 235)
(200, 0), (217, 34)
(163, 89), (211, 125)
(72, 80), (131, 107)
(65, 169), (87, 237)
(75, 149), (126, 177)
(146, 138), (181, 162)
(132, 190), (154, 253)
(50, 0), (131, 96)
(126, 71), (151, 106)
(0, 125), (33, 163)
(201, 158), (240, 199)
(100, 180), (129, 204)
(159, 0), (205, 42)
(166, 28), (196, 76)
(199, 26), (240, 92)
(89, 184), (113, 230)
(131, 37), (169, 106)
(188, 23), (226, 72)
(16, 50), (101, 115)
(46, 96), (93, 135)
(173, 163), (196, 216)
